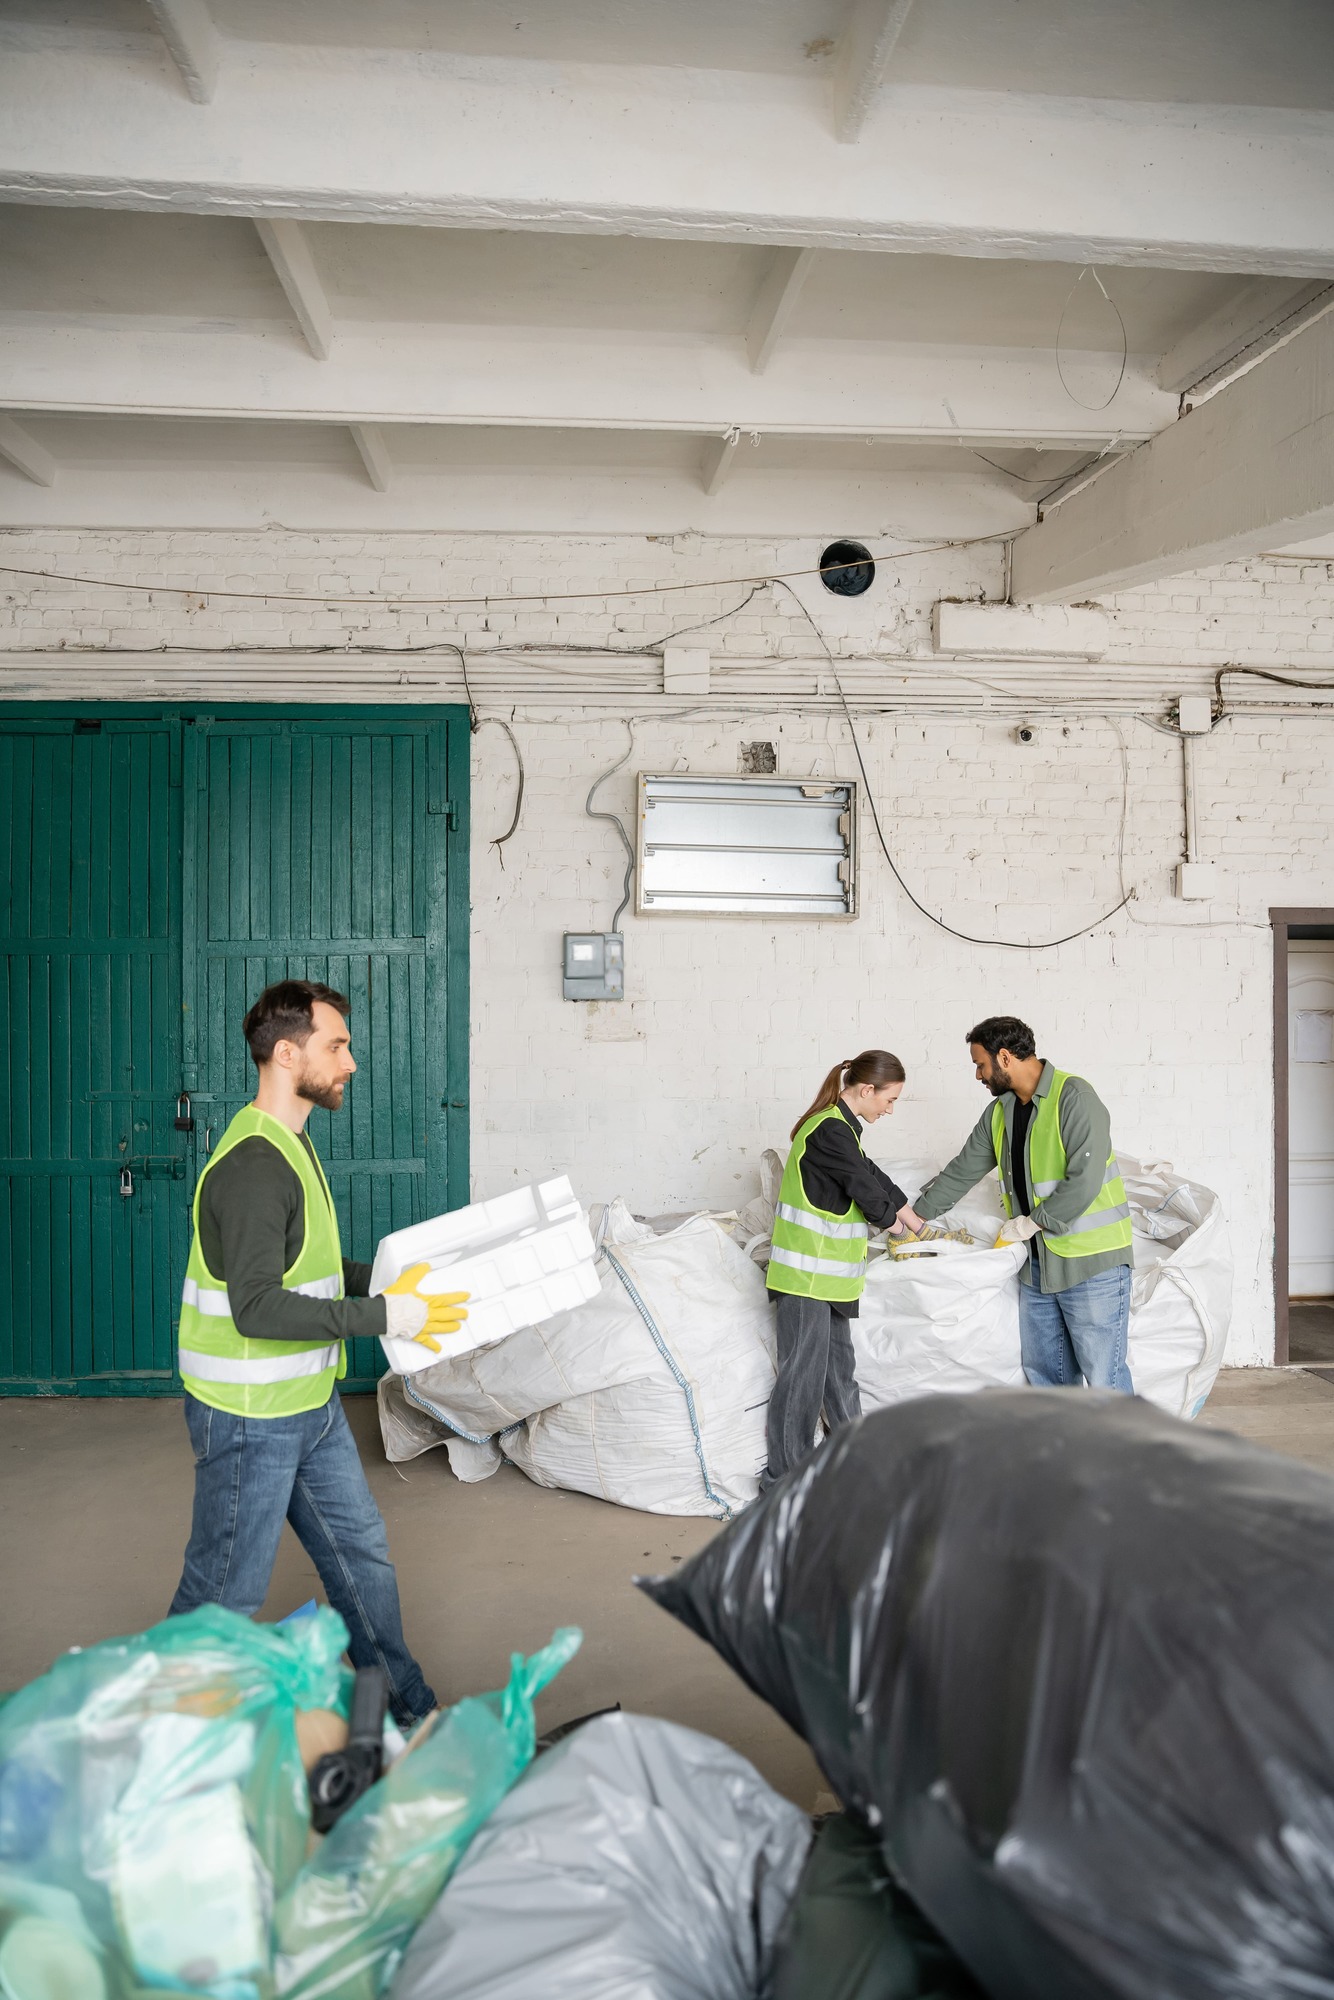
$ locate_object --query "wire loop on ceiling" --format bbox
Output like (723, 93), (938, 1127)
(1055, 266), (1128, 414)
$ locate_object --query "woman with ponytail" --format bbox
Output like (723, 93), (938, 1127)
(762, 1051), (925, 1488)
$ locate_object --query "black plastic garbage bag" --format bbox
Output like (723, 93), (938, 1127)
(390, 1711), (812, 2000)
(765, 1815), (984, 2000)
(640, 1390), (1334, 2000)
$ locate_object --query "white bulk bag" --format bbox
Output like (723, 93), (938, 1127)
(380, 1217), (776, 1518)
(850, 1153), (1231, 1418)
(1122, 1157), (1232, 1418)
(851, 1239), (1029, 1406)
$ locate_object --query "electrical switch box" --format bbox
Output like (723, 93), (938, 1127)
(563, 932), (625, 1001)
(1177, 694), (1213, 734)
(1177, 862), (1219, 900)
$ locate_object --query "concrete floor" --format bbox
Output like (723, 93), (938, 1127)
(0, 1392), (824, 1805)
(5, 1368), (1334, 1810)
(1195, 1361), (1334, 1466)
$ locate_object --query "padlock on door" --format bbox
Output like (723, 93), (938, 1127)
(174, 1091), (195, 1133)
(119, 1165), (135, 1199)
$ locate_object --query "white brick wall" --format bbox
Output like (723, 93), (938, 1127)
(4, 527), (1334, 1367)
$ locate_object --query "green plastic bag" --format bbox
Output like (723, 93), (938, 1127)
(0, 1610), (581, 2000)
(273, 1627), (582, 2000)
(0, 1603), (351, 1997)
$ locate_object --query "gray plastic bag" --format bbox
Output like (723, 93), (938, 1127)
(390, 1712), (812, 2000)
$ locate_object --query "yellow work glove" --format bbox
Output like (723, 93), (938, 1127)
(384, 1262), (470, 1354)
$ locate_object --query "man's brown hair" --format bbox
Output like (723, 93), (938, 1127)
(242, 979), (351, 1067)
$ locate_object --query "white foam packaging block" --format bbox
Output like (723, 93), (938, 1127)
(370, 1176), (599, 1374)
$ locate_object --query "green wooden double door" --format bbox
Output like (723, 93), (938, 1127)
(0, 707), (469, 1396)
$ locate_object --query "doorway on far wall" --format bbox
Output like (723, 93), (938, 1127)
(1273, 910), (1334, 1368)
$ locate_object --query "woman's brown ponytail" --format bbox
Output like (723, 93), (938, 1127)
(791, 1049), (906, 1139)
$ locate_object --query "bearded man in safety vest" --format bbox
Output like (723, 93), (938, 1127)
(914, 1015), (1135, 1392)
(169, 979), (467, 1726)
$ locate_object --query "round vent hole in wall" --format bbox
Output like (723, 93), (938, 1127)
(818, 540), (875, 596)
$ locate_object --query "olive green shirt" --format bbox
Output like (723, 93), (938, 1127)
(915, 1061), (1134, 1294)
(199, 1133), (388, 1342)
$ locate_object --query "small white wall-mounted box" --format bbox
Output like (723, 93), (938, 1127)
(371, 1175), (600, 1372)
(1177, 862), (1219, 900)
(1177, 694), (1213, 734)
(662, 644), (710, 694)
(933, 602), (1109, 660)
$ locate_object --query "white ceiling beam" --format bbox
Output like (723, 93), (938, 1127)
(700, 430), (741, 496)
(0, 319), (1172, 447)
(1157, 278), (1333, 394)
(1011, 308), (1334, 602)
(4, 46), (1334, 277)
(142, 0), (219, 105)
(0, 458), (1034, 540)
(0, 413), (56, 486)
(746, 249), (817, 375)
(253, 220), (333, 361)
(349, 422), (391, 491)
(833, 0), (917, 144)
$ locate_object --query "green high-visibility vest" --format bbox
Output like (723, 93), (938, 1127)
(767, 1106), (870, 1303)
(178, 1105), (347, 1417)
(992, 1070), (1133, 1262)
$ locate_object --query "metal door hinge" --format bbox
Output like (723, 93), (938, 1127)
(428, 800), (459, 830)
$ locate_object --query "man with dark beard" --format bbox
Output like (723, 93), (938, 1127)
(914, 1014), (1136, 1395)
(169, 980), (465, 1725)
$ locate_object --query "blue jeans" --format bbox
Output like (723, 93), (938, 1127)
(170, 1391), (436, 1725)
(1018, 1257), (1134, 1393)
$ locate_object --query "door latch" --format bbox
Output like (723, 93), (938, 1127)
(119, 1165), (135, 1199)
(174, 1091), (195, 1133)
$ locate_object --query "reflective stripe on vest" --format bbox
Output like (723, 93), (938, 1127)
(767, 1106), (870, 1303)
(992, 1072), (1134, 1262)
(181, 1274), (342, 1317)
(775, 1202), (867, 1241)
(178, 1343), (341, 1385)
(179, 1104), (348, 1417)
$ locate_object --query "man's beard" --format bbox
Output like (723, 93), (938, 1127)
(295, 1073), (345, 1111)
(985, 1072), (1008, 1097)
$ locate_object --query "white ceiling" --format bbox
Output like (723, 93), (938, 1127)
(0, 207), (1268, 351)
(0, 0), (1330, 543)
(6, 0), (1329, 106)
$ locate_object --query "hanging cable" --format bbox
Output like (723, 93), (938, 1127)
(585, 722), (638, 933)
(581, 702), (779, 932)
(481, 718), (525, 868)
(0, 531), (1011, 612)
(1215, 664), (1334, 705)
(1055, 266), (1129, 414)
(1112, 715), (1270, 934)
(770, 579), (1131, 950)
(440, 642), (477, 729)
(432, 641), (526, 864)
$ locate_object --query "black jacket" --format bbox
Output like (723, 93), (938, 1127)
(769, 1101), (908, 1319)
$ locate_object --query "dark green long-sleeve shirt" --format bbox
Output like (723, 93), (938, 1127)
(198, 1133), (388, 1342)
(915, 1061), (1134, 1294)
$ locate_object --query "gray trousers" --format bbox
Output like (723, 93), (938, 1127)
(762, 1294), (862, 1489)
